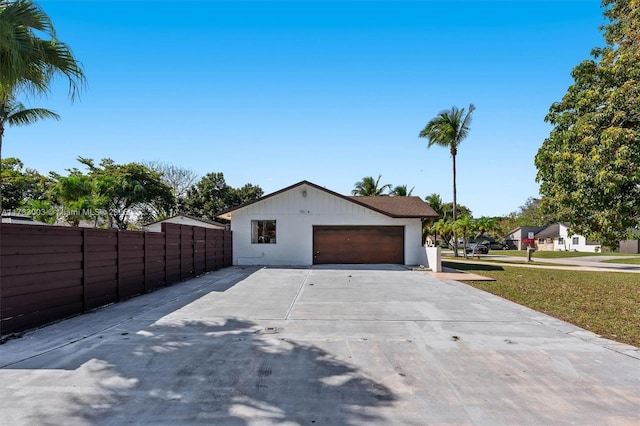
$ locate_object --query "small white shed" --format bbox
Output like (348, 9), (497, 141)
(145, 215), (227, 233)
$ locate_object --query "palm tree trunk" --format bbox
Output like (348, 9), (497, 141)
(452, 153), (458, 257)
(452, 153), (457, 221)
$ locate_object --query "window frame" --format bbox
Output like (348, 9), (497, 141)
(251, 220), (276, 244)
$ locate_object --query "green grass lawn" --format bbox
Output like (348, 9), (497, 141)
(602, 257), (640, 265)
(443, 261), (640, 348)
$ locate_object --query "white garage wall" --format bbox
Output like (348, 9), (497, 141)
(229, 183), (426, 266)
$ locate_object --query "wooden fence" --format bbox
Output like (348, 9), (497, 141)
(0, 222), (232, 336)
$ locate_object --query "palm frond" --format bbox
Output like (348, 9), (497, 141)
(0, 0), (85, 98)
(7, 106), (59, 126)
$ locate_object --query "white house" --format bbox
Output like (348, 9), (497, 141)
(535, 223), (601, 252)
(216, 180), (439, 266)
(145, 215), (227, 232)
(504, 226), (546, 250)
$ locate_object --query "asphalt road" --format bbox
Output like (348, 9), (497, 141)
(446, 251), (640, 273)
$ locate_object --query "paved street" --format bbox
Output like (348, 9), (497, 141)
(446, 252), (640, 273)
(1, 265), (639, 425)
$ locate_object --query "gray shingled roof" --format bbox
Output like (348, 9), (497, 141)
(535, 224), (560, 239)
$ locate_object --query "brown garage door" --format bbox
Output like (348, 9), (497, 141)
(313, 225), (404, 264)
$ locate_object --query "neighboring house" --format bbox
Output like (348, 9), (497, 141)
(216, 180), (439, 266)
(535, 223), (601, 252)
(1, 213), (49, 226)
(504, 226), (546, 250)
(145, 215), (227, 232)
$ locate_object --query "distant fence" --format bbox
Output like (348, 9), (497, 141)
(619, 239), (640, 254)
(0, 223), (232, 336)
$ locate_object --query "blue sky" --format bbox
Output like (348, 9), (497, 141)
(6, 0), (605, 217)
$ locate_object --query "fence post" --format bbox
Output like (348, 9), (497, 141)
(117, 230), (122, 301)
(143, 232), (148, 293)
(82, 228), (88, 312)
(163, 224), (168, 286)
(204, 228), (208, 273)
(179, 225), (183, 282)
(192, 226), (196, 277)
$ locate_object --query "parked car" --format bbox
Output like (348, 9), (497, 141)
(488, 241), (505, 250)
(466, 243), (489, 254)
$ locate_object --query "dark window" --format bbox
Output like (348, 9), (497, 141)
(252, 220), (276, 244)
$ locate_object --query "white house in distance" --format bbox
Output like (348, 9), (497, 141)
(216, 180), (439, 266)
(535, 223), (601, 252)
(504, 226), (547, 250)
(145, 215), (227, 232)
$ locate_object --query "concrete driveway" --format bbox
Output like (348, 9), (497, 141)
(1, 265), (639, 425)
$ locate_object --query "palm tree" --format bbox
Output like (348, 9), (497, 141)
(425, 193), (444, 216)
(431, 218), (454, 251)
(0, 0), (85, 216)
(419, 104), (475, 222)
(453, 216), (476, 259)
(352, 175), (391, 196)
(0, 94), (59, 208)
(390, 185), (414, 196)
(475, 216), (497, 240)
(422, 193), (443, 246)
(0, 0), (85, 98)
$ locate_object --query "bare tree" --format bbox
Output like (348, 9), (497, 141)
(145, 161), (198, 200)
(141, 161), (198, 221)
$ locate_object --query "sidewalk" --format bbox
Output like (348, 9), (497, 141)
(443, 253), (640, 273)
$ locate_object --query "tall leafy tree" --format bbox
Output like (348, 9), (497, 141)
(1, 157), (51, 210)
(441, 202), (472, 221)
(535, 0), (640, 248)
(232, 183), (264, 205)
(352, 175), (391, 196)
(513, 197), (557, 227)
(419, 104), (475, 221)
(181, 173), (231, 219)
(0, 0), (85, 216)
(78, 158), (175, 229)
(50, 168), (97, 226)
(180, 173), (263, 220)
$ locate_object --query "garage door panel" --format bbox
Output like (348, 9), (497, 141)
(313, 226), (404, 264)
